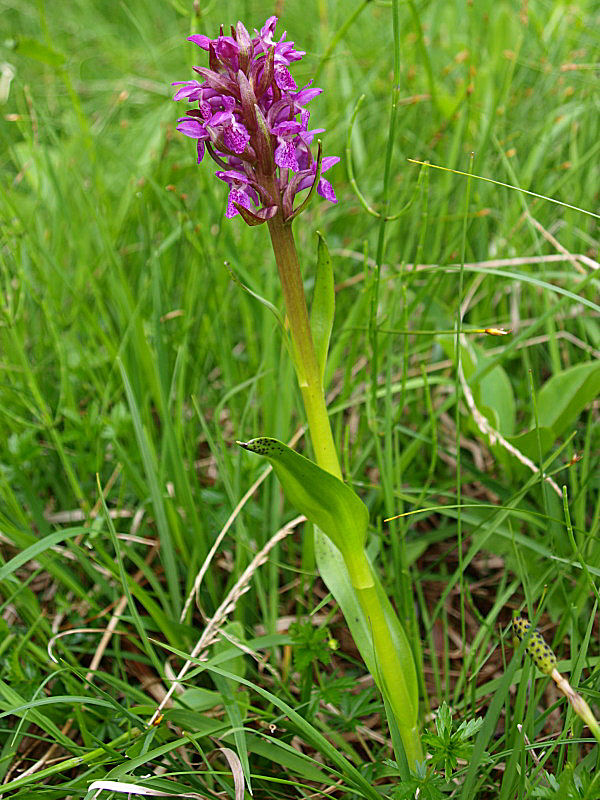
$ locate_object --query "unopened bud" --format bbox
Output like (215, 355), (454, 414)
(485, 327), (510, 336)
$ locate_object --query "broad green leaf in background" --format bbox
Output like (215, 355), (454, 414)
(163, 710), (225, 735)
(238, 437), (368, 558)
(536, 361), (600, 438)
(439, 335), (515, 436)
(504, 427), (556, 461)
(310, 232), (335, 385)
(499, 362), (599, 466)
(478, 361), (515, 437)
(176, 687), (222, 713)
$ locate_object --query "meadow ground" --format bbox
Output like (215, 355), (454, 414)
(0, 0), (599, 797)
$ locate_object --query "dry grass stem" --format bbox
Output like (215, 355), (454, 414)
(150, 514), (305, 724)
(332, 252), (599, 291)
(457, 351), (561, 497)
(524, 212), (592, 275)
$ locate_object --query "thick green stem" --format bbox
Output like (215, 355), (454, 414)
(266, 210), (422, 767)
(345, 548), (423, 766)
(356, 579), (423, 765)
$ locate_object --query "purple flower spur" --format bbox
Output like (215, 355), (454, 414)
(172, 16), (339, 224)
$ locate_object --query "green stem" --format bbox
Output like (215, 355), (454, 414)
(348, 553), (423, 766)
(266, 212), (340, 478)
(266, 211), (422, 767)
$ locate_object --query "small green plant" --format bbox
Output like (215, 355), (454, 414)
(422, 702), (488, 781)
(391, 763), (447, 800)
(289, 619), (334, 672)
(385, 703), (487, 799)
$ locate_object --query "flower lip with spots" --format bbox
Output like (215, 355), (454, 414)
(172, 16), (339, 223)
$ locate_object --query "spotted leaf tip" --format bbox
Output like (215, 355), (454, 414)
(513, 617), (557, 675)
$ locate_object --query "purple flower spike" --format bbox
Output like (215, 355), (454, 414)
(172, 17), (338, 223)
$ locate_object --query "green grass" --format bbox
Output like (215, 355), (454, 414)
(1, 0), (599, 797)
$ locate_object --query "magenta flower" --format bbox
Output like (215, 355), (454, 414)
(172, 17), (339, 224)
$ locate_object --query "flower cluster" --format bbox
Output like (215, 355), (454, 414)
(173, 17), (339, 224)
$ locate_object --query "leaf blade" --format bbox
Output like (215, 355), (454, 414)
(238, 437), (368, 558)
(310, 232), (335, 384)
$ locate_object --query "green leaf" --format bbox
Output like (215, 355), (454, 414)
(225, 262), (286, 335)
(536, 361), (600, 437)
(435, 702), (452, 739)
(501, 362), (599, 461)
(479, 364), (515, 436)
(243, 733), (329, 783)
(177, 687), (221, 712)
(13, 37), (66, 67)
(211, 623), (251, 792)
(151, 644), (383, 800)
(289, 620), (332, 672)
(314, 529), (418, 720)
(0, 681), (92, 752)
(0, 528), (86, 583)
(310, 232), (335, 385)
(237, 437), (368, 558)
(202, 665), (383, 800)
(210, 685), (250, 789)
(213, 622), (247, 685)
(456, 716), (483, 740)
(161, 709), (225, 735)
(504, 426), (556, 460)
(438, 336), (515, 436)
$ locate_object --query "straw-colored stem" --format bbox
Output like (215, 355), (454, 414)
(551, 668), (600, 745)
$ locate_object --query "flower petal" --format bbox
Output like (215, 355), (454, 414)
(176, 117), (207, 138)
(223, 122), (250, 154)
(317, 176), (337, 203)
(188, 34), (211, 50)
(274, 64), (297, 91)
(226, 185), (255, 218)
(295, 83), (322, 104)
(274, 139), (300, 171)
(172, 81), (204, 101)
(320, 156), (340, 173)
(215, 36), (239, 65)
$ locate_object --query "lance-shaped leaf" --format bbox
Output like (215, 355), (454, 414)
(314, 529), (418, 719)
(225, 261), (286, 335)
(310, 232), (335, 386)
(237, 437), (368, 558)
(212, 623), (251, 795)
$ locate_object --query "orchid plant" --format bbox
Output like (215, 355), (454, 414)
(173, 16), (423, 769)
